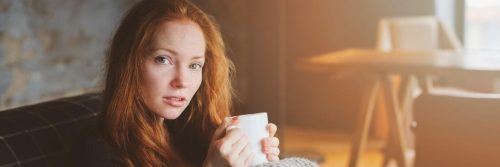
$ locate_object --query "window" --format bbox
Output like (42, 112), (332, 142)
(465, 0), (500, 51)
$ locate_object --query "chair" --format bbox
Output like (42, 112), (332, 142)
(376, 15), (494, 92)
(376, 15), (468, 94)
(413, 91), (500, 167)
(376, 16), (462, 52)
(374, 16), (466, 166)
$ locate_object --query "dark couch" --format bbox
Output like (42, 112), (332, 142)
(0, 93), (102, 167)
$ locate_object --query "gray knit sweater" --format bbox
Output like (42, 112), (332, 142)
(257, 157), (318, 167)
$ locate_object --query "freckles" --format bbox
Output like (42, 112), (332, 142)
(143, 71), (166, 91)
(143, 65), (157, 81)
(143, 74), (158, 88)
(194, 75), (203, 86)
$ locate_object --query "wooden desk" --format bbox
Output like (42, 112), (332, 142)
(297, 49), (500, 167)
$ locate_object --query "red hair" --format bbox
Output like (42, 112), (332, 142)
(102, 0), (234, 166)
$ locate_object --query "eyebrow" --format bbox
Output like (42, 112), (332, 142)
(154, 48), (178, 55)
(191, 56), (205, 60)
(153, 48), (205, 60)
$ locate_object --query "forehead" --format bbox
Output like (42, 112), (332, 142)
(151, 19), (206, 56)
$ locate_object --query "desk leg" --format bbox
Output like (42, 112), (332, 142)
(383, 75), (416, 167)
(348, 78), (380, 167)
(382, 76), (409, 167)
(399, 76), (416, 159)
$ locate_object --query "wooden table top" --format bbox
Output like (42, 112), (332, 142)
(297, 49), (500, 78)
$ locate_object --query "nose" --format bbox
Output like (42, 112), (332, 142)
(170, 68), (188, 89)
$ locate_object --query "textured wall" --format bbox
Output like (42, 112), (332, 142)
(0, 0), (138, 110)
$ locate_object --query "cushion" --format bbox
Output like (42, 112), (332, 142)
(0, 93), (102, 167)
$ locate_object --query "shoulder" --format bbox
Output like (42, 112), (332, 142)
(76, 118), (127, 167)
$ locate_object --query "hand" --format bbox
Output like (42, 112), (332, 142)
(204, 117), (254, 167)
(262, 123), (280, 162)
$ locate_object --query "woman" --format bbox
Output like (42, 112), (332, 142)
(83, 0), (280, 166)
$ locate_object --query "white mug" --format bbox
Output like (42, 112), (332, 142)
(226, 112), (269, 166)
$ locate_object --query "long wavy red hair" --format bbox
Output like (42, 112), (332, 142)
(101, 0), (234, 166)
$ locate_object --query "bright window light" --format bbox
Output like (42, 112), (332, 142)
(465, 0), (500, 51)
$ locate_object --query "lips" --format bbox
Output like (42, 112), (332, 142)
(162, 96), (187, 107)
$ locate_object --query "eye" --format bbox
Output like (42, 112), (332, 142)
(189, 63), (203, 70)
(154, 56), (172, 65)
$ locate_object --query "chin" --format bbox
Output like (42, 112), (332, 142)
(161, 108), (185, 120)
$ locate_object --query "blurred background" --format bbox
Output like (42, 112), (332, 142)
(1, 0), (500, 166)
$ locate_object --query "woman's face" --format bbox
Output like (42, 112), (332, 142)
(142, 19), (206, 120)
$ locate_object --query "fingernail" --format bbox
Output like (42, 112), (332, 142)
(231, 116), (239, 123)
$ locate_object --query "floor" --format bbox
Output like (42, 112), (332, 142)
(283, 126), (387, 167)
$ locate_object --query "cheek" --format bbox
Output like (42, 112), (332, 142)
(191, 73), (203, 93)
(143, 68), (168, 95)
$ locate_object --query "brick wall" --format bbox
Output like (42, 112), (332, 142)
(0, 0), (139, 110)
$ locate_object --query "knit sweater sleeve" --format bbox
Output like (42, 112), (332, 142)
(256, 157), (319, 167)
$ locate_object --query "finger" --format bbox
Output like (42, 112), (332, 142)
(224, 117), (241, 139)
(243, 150), (254, 166)
(219, 128), (248, 159)
(243, 150), (254, 167)
(215, 121), (243, 157)
(213, 117), (230, 140)
(261, 137), (280, 151)
(230, 133), (249, 157)
(213, 116), (239, 140)
(267, 123), (277, 137)
(221, 128), (245, 150)
(264, 147), (280, 156)
(238, 142), (254, 166)
(228, 140), (251, 167)
(225, 125), (240, 133)
(267, 153), (280, 162)
(266, 137), (280, 147)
